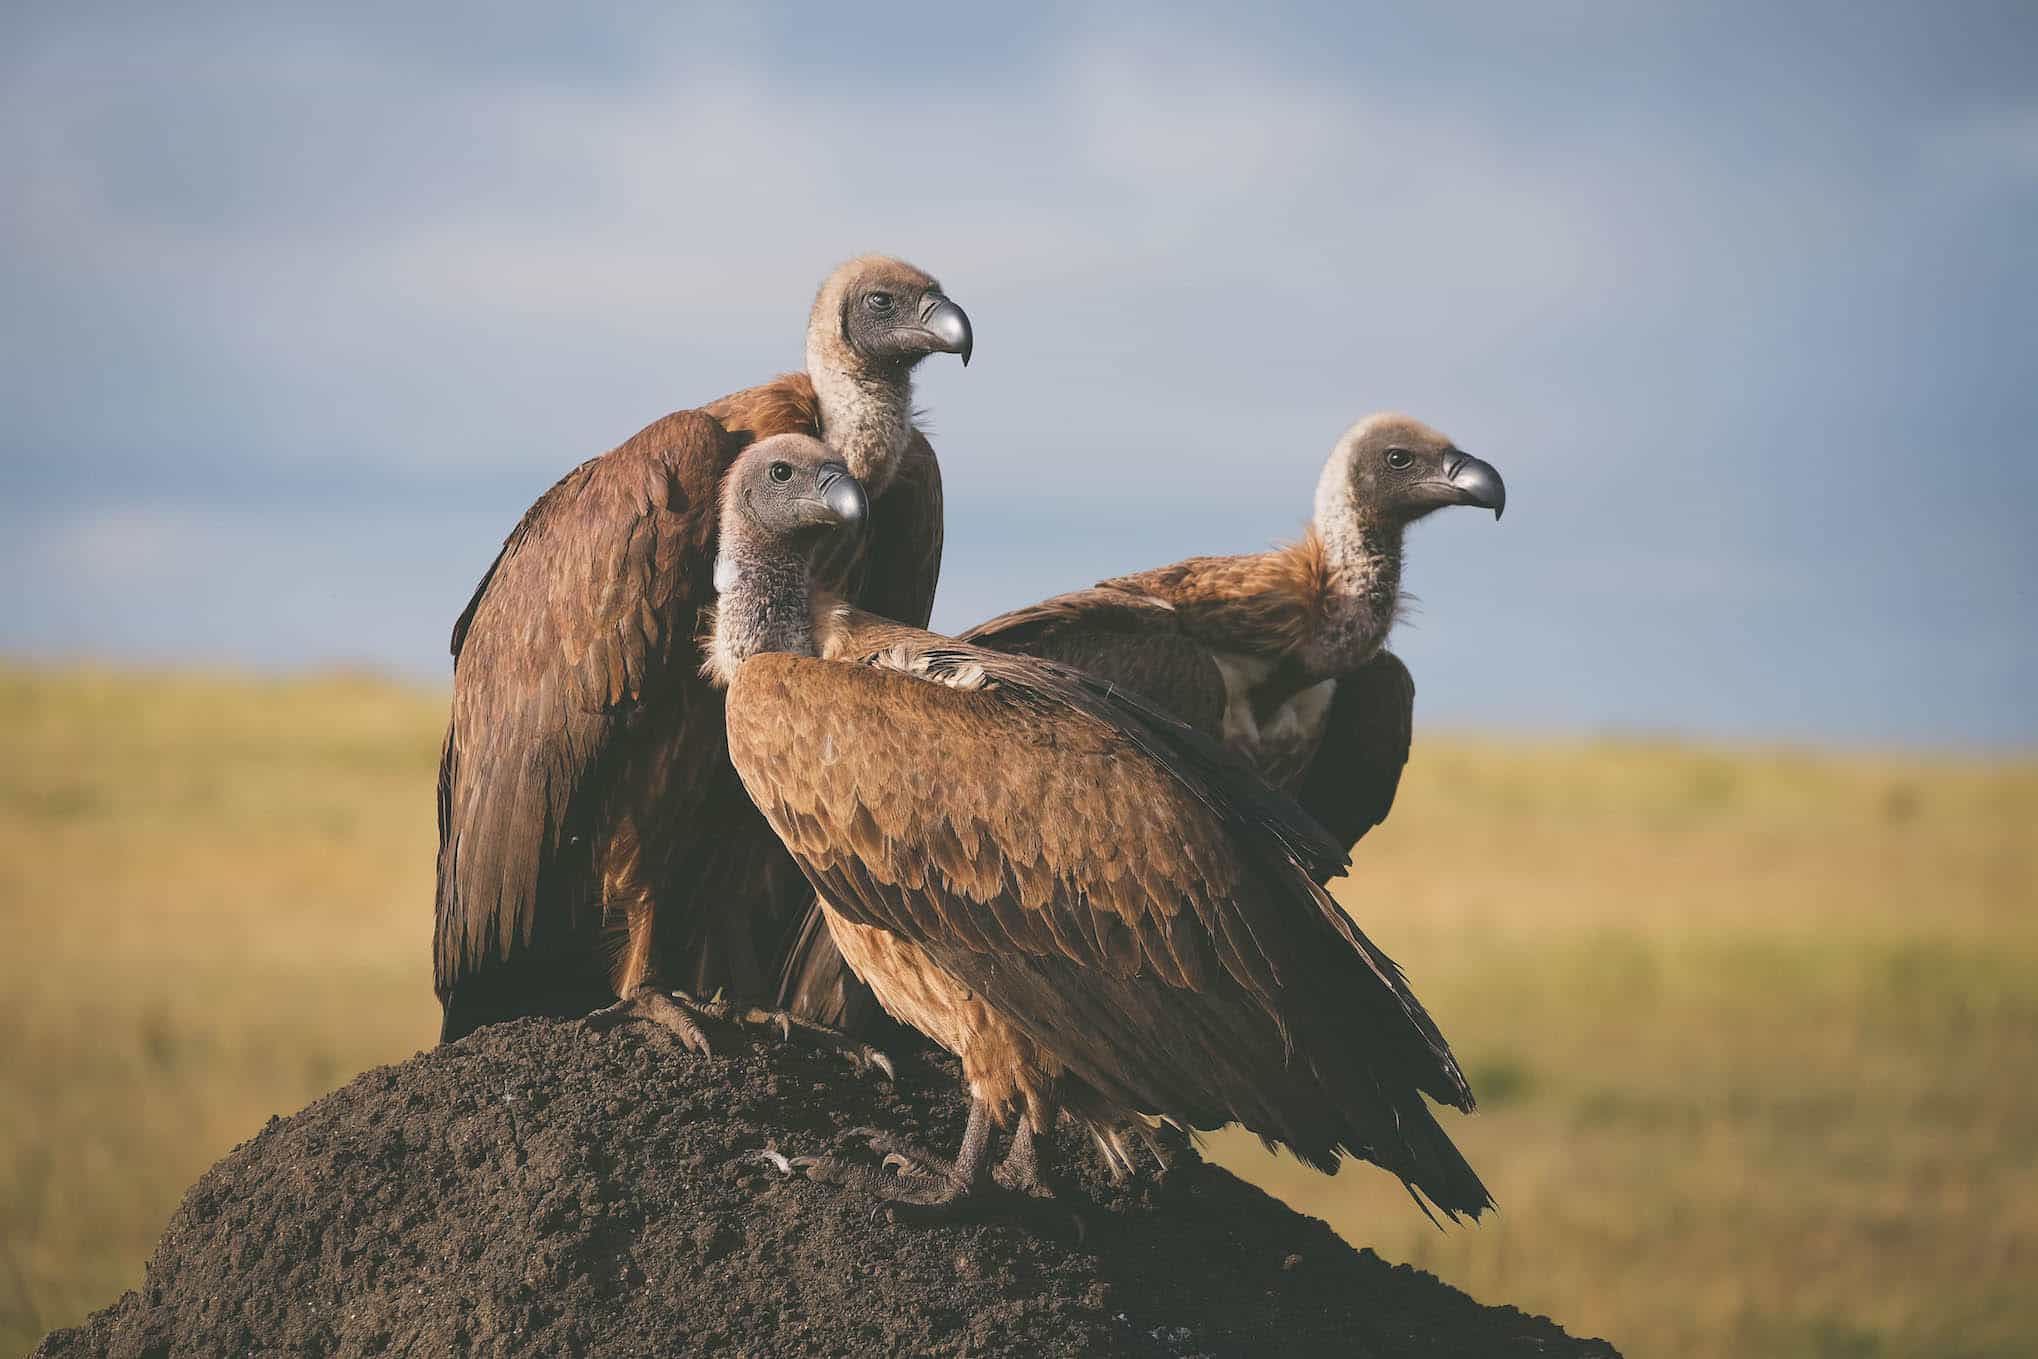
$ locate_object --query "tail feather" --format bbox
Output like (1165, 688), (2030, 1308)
(1380, 1095), (1495, 1223)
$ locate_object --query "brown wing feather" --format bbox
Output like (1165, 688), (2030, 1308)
(961, 589), (1229, 739)
(703, 370), (823, 441)
(1103, 536), (1326, 657)
(1293, 650), (1416, 866)
(727, 641), (1490, 1215)
(434, 410), (725, 1036)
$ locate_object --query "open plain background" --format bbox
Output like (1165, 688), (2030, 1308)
(4, 663), (2032, 1358)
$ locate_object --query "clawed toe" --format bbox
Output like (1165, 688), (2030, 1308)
(744, 1140), (968, 1210)
(781, 1152), (910, 1196)
(586, 994), (896, 1078)
(747, 1103), (1079, 1227)
(587, 990), (718, 1056)
(844, 1129), (953, 1182)
(738, 1010), (896, 1081)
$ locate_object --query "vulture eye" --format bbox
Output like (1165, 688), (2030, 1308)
(768, 461), (794, 484)
(865, 291), (894, 313)
(1385, 448), (1415, 470)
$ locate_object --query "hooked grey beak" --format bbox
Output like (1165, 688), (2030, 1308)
(917, 293), (973, 366)
(817, 462), (868, 527)
(1443, 451), (1506, 520)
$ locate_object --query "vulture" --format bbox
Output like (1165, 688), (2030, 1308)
(780, 413), (1506, 1030)
(964, 413), (1504, 857)
(712, 435), (1492, 1222)
(434, 255), (971, 1047)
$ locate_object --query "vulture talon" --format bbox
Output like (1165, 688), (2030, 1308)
(786, 1154), (889, 1193)
(602, 994), (882, 1071)
(724, 1007), (895, 1079)
(767, 1111), (1083, 1230)
(585, 988), (721, 1057)
(852, 1131), (956, 1184)
(777, 1103), (1056, 1223)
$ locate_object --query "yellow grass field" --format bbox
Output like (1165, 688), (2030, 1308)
(2, 662), (2033, 1357)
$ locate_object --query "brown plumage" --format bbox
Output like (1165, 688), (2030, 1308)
(779, 415), (1502, 1029)
(434, 256), (970, 1043)
(712, 438), (1492, 1221)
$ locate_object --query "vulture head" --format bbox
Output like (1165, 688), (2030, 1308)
(1320, 412), (1506, 529)
(809, 255), (973, 376)
(710, 435), (868, 677)
(715, 434), (868, 589)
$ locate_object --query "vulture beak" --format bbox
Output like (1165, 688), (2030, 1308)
(1440, 451), (1506, 520)
(816, 462), (868, 528)
(916, 293), (973, 366)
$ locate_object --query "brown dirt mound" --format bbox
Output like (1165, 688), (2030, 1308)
(36, 1017), (1621, 1358)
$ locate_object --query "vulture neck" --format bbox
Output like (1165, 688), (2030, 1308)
(709, 545), (823, 686)
(807, 342), (914, 498)
(1298, 513), (1405, 679)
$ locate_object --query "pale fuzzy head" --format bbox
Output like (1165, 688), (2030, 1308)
(715, 433), (868, 582)
(706, 434), (869, 685)
(805, 254), (972, 379)
(1313, 412), (1506, 532)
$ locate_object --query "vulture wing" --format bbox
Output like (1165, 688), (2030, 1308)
(1101, 553), (1321, 657)
(968, 591), (1411, 880)
(728, 641), (1490, 1217)
(959, 589), (1229, 738)
(781, 580), (1220, 1029)
(435, 411), (724, 1040)
(1292, 650), (1417, 858)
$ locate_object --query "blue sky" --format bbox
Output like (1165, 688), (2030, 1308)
(2, 2), (2033, 748)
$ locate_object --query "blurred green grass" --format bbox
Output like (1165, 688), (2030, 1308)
(2, 662), (2033, 1357)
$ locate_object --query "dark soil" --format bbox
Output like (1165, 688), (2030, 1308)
(37, 1017), (1621, 1358)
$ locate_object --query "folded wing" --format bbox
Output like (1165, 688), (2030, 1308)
(728, 642), (1490, 1217)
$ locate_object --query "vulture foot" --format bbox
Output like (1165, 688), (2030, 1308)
(993, 1120), (1093, 1241)
(786, 1149), (974, 1212)
(584, 988), (726, 1057)
(992, 1119), (1055, 1197)
(730, 1007), (896, 1081)
(770, 1121), (986, 1211)
(843, 1125), (963, 1184)
(749, 1102), (1085, 1235)
(586, 991), (894, 1075)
